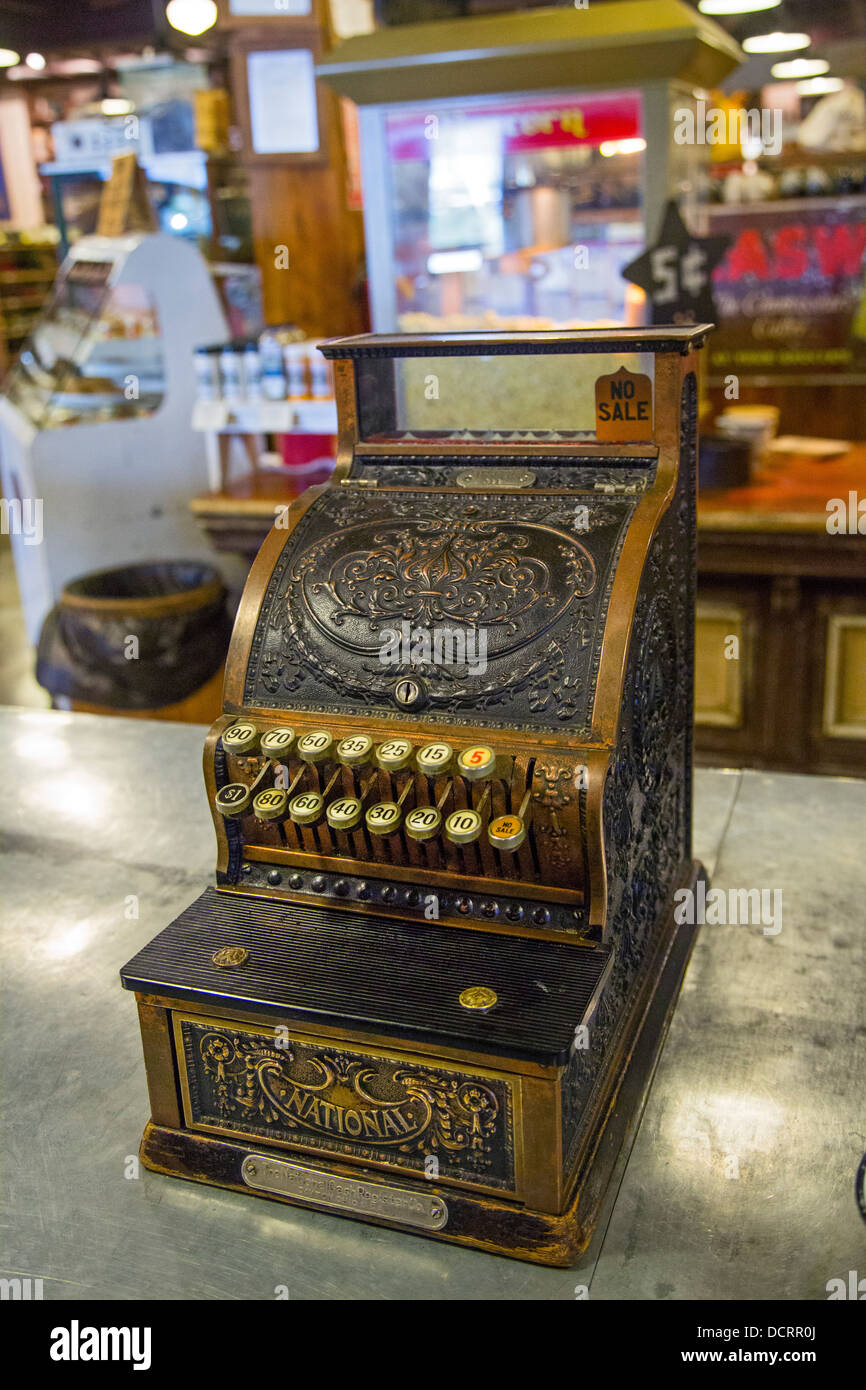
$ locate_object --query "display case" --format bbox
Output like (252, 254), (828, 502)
(0, 232), (229, 644)
(377, 91), (646, 330)
(5, 256), (164, 431)
(318, 0), (741, 331)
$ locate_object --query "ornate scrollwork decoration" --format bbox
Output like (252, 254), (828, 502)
(196, 1028), (503, 1172)
(560, 372), (698, 1177)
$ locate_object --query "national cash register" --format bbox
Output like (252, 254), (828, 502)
(121, 327), (709, 1265)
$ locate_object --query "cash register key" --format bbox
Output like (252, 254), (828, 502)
(288, 791), (325, 825)
(457, 745), (496, 781)
(297, 731), (334, 763)
(221, 722), (259, 754)
(374, 738), (414, 772)
(445, 808), (483, 845)
(327, 796), (363, 831)
(405, 805), (442, 842)
(252, 787), (288, 821)
(416, 742), (453, 776)
(488, 813), (526, 852)
(366, 801), (402, 835)
(259, 727), (296, 758)
(336, 734), (374, 767)
(215, 783), (252, 817)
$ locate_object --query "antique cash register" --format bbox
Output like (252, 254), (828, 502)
(121, 326), (709, 1265)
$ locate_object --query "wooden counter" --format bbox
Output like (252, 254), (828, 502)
(191, 446), (866, 777)
(696, 445), (866, 776)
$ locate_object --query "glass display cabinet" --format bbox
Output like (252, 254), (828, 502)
(318, 0), (741, 331)
(6, 262), (165, 432)
(0, 232), (229, 643)
(378, 90), (646, 330)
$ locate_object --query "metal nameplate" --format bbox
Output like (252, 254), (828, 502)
(455, 467), (536, 489)
(241, 1154), (449, 1230)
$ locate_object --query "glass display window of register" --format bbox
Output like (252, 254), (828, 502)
(355, 346), (654, 445)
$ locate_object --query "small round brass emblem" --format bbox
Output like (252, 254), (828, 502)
(458, 986), (498, 1012)
(212, 946), (249, 969)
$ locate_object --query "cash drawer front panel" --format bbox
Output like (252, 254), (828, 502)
(175, 1014), (517, 1194)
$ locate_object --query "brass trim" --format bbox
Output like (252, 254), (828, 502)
(694, 601), (745, 729)
(222, 484), (329, 712)
(216, 881), (591, 945)
(136, 1002), (181, 1129)
(226, 706), (619, 756)
(144, 992), (558, 1079)
(822, 613), (866, 740)
(353, 441), (659, 461)
(323, 327), (712, 353)
(589, 350), (686, 748)
(236, 847), (582, 906)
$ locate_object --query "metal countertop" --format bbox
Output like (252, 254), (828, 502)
(1, 708), (863, 1300)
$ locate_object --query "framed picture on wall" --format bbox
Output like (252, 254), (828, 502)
(217, 0), (317, 23)
(230, 34), (329, 165)
(229, 1), (312, 13)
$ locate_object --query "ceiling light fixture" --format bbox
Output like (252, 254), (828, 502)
(165, 0), (218, 36)
(0, 48), (21, 68)
(796, 76), (845, 96)
(743, 33), (810, 55)
(771, 58), (830, 79)
(698, 1), (781, 15)
(54, 58), (102, 75)
(25, 52), (46, 71)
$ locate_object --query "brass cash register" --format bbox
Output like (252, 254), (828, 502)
(121, 327), (708, 1266)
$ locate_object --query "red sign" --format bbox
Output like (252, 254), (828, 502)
(708, 202), (866, 381)
(384, 91), (642, 163)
